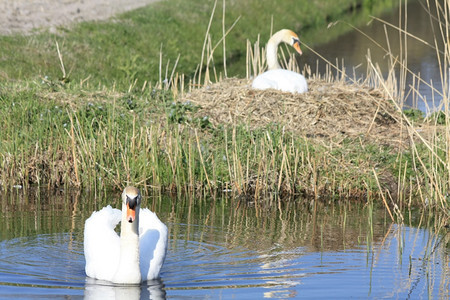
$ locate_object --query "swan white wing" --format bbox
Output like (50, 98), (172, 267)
(84, 205), (121, 281)
(139, 208), (168, 281)
(252, 69), (308, 94)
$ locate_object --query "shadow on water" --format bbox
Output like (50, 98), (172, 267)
(0, 189), (448, 299)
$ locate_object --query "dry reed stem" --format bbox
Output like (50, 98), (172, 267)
(68, 113), (79, 186)
(374, 167), (394, 222)
(195, 129), (212, 193)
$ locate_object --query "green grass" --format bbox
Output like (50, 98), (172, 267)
(0, 82), (398, 200)
(0, 75), (447, 216)
(0, 0), (399, 89)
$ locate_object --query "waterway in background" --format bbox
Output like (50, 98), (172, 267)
(302, 0), (444, 114)
(0, 189), (448, 299)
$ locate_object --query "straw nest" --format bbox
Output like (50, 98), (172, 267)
(182, 78), (409, 148)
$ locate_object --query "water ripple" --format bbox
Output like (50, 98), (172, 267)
(0, 224), (448, 299)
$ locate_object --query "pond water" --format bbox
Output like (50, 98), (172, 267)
(302, 0), (444, 114)
(0, 190), (448, 299)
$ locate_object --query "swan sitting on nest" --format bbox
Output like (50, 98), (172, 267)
(84, 186), (168, 284)
(252, 29), (308, 94)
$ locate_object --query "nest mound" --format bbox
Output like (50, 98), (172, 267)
(183, 78), (407, 148)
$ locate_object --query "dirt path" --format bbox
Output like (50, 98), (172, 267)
(0, 0), (160, 35)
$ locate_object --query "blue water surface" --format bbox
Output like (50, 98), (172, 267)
(0, 221), (448, 299)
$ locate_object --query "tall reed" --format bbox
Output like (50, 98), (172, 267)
(365, 0), (450, 214)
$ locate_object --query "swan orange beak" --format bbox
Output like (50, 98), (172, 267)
(293, 40), (303, 55)
(126, 203), (136, 223)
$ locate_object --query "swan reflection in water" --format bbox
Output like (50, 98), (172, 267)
(84, 277), (166, 300)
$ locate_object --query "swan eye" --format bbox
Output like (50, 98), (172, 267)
(292, 38), (300, 46)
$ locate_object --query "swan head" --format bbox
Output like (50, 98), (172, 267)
(266, 29), (303, 70)
(122, 186), (141, 223)
(282, 29), (303, 55)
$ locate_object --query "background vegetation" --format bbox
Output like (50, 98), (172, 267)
(0, 0), (398, 88)
(0, 0), (448, 220)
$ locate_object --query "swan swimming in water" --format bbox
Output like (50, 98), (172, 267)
(84, 186), (168, 284)
(252, 29), (308, 94)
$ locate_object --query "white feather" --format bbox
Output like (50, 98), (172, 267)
(139, 208), (168, 280)
(84, 205), (121, 281)
(84, 199), (168, 283)
(252, 69), (308, 94)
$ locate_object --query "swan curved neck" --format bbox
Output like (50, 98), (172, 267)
(266, 30), (289, 70)
(266, 29), (301, 70)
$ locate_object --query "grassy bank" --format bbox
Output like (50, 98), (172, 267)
(0, 81), (384, 197)
(0, 0), (449, 219)
(0, 0), (398, 88)
(0, 73), (447, 216)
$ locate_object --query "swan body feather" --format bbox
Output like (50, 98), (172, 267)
(252, 69), (308, 94)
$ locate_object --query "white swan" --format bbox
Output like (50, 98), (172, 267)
(84, 186), (168, 284)
(252, 29), (308, 94)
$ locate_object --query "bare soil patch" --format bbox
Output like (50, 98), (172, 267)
(0, 0), (159, 35)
